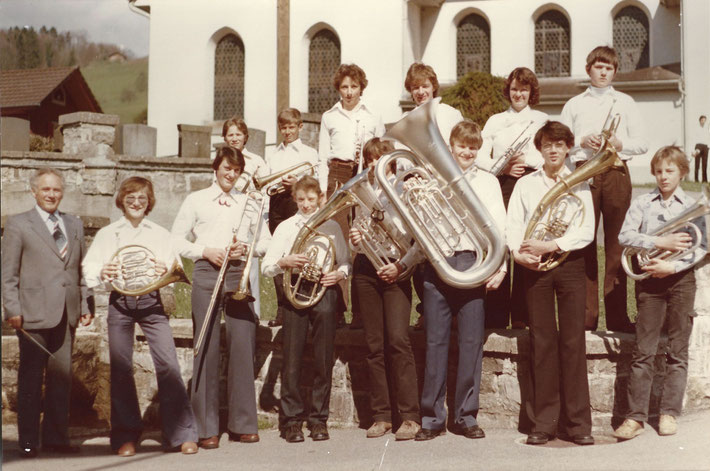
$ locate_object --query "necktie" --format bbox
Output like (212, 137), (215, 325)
(218, 194), (231, 207)
(48, 213), (68, 259)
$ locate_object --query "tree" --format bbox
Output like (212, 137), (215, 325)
(441, 71), (509, 126)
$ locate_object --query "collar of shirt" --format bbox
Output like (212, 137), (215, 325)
(35, 205), (66, 234)
(276, 138), (304, 153)
(583, 85), (616, 100)
(294, 210), (313, 226)
(506, 105), (532, 116)
(537, 165), (572, 188)
(328, 99), (374, 119)
(114, 215), (153, 231)
(650, 186), (688, 205)
(208, 181), (240, 204)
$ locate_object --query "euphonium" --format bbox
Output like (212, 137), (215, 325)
(375, 97), (505, 288)
(253, 161), (316, 197)
(232, 190), (268, 301)
(522, 114), (623, 271)
(621, 185), (710, 280)
(109, 245), (190, 297)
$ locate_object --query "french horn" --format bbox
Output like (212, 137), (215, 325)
(374, 97), (505, 288)
(621, 185), (710, 280)
(109, 244), (190, 296)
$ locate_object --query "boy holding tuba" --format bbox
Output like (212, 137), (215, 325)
(615, 146), (707, 440)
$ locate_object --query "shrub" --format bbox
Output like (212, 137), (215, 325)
(441, 71), (509, 126)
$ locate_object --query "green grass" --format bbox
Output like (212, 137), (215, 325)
(634, 180), (705, 193)
(82, 58), (148, 124)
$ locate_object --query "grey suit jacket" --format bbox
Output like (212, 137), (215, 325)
(2, 208), (91, 329)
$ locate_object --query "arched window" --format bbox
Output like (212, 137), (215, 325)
(613, 6), (650, 73)
(457, 13), (491, 78)
(534, 10), (570, 77)
(308, 29), (341, 114)
(214, 34), (245, 120)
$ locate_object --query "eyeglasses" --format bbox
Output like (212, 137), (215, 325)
(125, 196), (148, 205)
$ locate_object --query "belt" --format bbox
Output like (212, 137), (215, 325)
(329, 158), (357, 168)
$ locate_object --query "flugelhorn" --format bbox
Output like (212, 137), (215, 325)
(253, 161), (316, 197)
(109, 245), (190, 296)
(621, 185), (710, 280)
(375, 97), (505, 288)
(522, 116), (624, 271)
(488, 120), (534, 176)
(232, 190), (267, 302)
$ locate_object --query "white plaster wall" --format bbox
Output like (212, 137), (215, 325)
(289, 0), (405, 126)
(147, 0), (277, 156)
(682, 0), (710, 154)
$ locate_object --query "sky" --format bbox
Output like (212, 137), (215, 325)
(0, 0), (150, 57)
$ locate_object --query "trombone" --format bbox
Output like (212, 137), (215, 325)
(232, 190), (267, 302)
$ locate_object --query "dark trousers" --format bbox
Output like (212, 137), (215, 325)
(351, 255), (419, 423)
(17, 311), (73, 448)
(420, 252), (486, 430)
(108, 291), (197, 450)
(191, 259), (258, 438)
(270, 192), (299, 319)
(485, 171), (531, 328)
(627, 270), (695, 422)
(694, 144), (708, 183)
(523, 251), (591, 437)
(280, 286), (338, 427)
(580, 164), (632, 330)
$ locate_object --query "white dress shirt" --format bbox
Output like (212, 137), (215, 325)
(83, 216), (178, 290)
(171, 182), (271, 261)
(319, 100), (385, 184)
(619, 187), (707, 273)
(35, 205), (67, 238)
(506, 166), (595, 254)
(261, 210), (351, 279)
(696, 121), (710, 146)
(560, 86), (648, 164)
(477, 106), (548, 172)
(266, 138), (319, 186)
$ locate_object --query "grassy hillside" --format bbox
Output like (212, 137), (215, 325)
(82, 57), (148, 125)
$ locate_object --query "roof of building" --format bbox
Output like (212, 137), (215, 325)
(0, 66), (102, 111)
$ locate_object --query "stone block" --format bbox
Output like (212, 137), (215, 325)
(245, 128), (266, 158)
(114, 124), (157, 156)
(178, 124), (212, 158)
(1, 117), (30, 151)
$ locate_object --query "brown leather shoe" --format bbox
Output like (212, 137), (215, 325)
(394, 420), (420, 441)
(181, 442), (198, 454)
(117, 441), (136, 457)
(198, 436), (219, 449)
(366, 421), (392, 438)
(238, 433), (260, 443)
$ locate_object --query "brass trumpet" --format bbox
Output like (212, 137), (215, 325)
(109, 245), (190, 296)
(522, 115), (623, 271)
(253, 162), (316, 197)
(488, 120), (534, 176)
(621, 185), (710, 280)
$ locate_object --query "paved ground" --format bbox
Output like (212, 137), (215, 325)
(2, 410), (709, 471)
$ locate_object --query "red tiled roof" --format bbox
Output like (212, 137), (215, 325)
(1, 66), (80, 108)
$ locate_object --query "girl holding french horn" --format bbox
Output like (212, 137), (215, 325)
(82, 176), (198, 456)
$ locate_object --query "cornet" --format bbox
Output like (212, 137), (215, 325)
(253, 162), (316, 197)
(375, 97), (506, 288)
(621, 185), (709, 280)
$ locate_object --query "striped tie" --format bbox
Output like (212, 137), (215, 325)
(48, 213), (68, 259)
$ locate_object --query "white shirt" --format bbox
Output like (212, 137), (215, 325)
(477, 106), (548, 172)
(262, 210), (351, 279)
(506, 166), (595, 253)
(696, 121), (709, 146)
(82, 216), (178, 290)
(318, 100), (385, 183)
(171, 182), (271, 261)
(234, 149), (270, 193)
(35, 205), (67, 238)
(266, 138), (320, 188)
(560, 86), (648, 164)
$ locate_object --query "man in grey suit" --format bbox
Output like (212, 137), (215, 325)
(2, 167), (93, 458)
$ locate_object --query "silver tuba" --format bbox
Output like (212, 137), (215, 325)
(375, 97), (505, 288)
(621, 185), (710, 280)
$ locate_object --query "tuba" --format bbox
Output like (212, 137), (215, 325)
(375, 97), (505, 288)
(253, 161), (316, 197)
(109, 245), (190, 296)
(522, 113), (623, 271)
(621, 185), (710, 280)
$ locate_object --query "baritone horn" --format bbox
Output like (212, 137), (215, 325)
(253, 161), (316, 196)
(375, 97), (505, 288)
(621, 185), (710, 280)
(522, 113), (623, 271)
(109, 245), (190, 296)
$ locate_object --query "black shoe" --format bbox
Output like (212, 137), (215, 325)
(414, 427), (445, 441)
(526, 431), (553, 445)
(309, 423), (329, 441)
(461, 425), (485, 439)
(268, 314), (283, 327)
(573, 434), (594, 446)
(284, 424), (304, 443)
(19, 444), (38, 458)
(43, 444), (80, 454)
